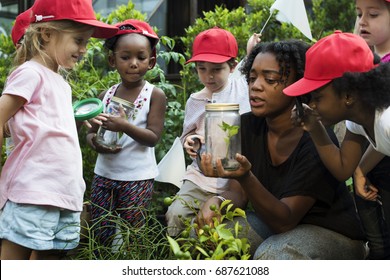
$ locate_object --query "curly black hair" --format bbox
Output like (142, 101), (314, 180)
(240, 40), (310, 103)
(332, 59), (390, 111)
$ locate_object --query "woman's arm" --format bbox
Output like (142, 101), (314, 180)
(236, 171), (315, 233)
(199, 153), (316, 233)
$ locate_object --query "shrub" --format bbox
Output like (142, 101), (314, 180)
(167, 198), (251, 260)
(179, 0), (356, 97)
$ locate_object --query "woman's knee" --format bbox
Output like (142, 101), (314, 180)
(253, 225), (366, 260)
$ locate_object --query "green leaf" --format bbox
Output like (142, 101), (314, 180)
(195, 245), (210, 258)
(199, 235), (209, 243)
(228, 125), (239, 137)
(166, 235), (182, 255)
(233, 208), (246, 218)
(216, 224), (234, 240)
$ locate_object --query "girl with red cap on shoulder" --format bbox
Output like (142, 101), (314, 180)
(85, 19), (166, 253)
(0, 0), (117, 260)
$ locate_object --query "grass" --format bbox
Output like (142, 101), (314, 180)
(67, 182), (177, 260)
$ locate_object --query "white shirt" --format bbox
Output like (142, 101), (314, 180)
(94, 81), (158, 181)
(346, 107), (390, 155)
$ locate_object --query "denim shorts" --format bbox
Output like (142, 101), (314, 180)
(0, 201), (81, 251)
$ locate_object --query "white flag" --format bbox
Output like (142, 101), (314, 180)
(270, 0), (313, 41)
(155, 137), (186, 188)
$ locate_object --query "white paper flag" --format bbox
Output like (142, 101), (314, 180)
(270, 0), (313, 41)
(155, 137), (186, 188)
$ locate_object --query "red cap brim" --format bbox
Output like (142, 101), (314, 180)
(75, 19), (118, 38)
(283, 77), (331, 97)
(185, 53), (233, 64)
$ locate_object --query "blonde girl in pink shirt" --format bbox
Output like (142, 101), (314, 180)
(0, 0), (117, 260)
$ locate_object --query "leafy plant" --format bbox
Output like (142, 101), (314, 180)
(179, 0), (356, 98)
(218, 121), (239, 159)
(167, 198), (251, 260)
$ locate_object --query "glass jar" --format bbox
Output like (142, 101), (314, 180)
(205, 103), (241, 170)
(95, 96), (135, 149)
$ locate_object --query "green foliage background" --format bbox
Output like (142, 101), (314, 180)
(1, 0), (355, 196)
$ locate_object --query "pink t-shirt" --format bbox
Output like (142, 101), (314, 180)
(382, 52), (390, 63)
(0, 61), (85, 211)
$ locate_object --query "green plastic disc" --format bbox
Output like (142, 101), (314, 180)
(73, 98), (103, 121)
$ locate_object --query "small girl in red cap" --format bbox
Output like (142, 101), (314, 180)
(0, 0), (117, 260)
(284, 31), (390, 259)
(86, 19), (166, 253)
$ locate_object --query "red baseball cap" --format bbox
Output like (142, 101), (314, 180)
(30, 0), (118, 38)
(11, 8), (32, 46)
(186, 27), (238, 64)
(283, 30), (376, 97)
(115, 19), (159, 49)
(113, 19), (159, 68)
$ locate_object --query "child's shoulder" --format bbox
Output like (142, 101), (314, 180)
(149, 82), (167, 105)
(8, 61), (46, 81)
(148, 81), (165, 97)
(191, 87), (209, 100)
(13, 61), (42, 73)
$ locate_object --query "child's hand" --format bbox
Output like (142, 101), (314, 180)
(247, 33), (261, 56)
(353, 173), (379, 201)
(184, 135), (204, 158)
(101, 114), (128, 133)
(90, 134), (122, 154)
(196, 196), (222, 229)
(85, 116), (104, 127)
(76, 119), (94, 132)
(116, 104), (128, 119)
(291, 103), (322, 132)
(92, 114), (108, 126)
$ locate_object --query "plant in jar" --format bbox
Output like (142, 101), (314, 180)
(218, 121), (239, 169)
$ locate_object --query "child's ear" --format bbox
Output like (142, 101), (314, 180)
(148, 56), (156, 69)
(108, 53), (115, 68)
(229, 60), (238, 73)
(344, 94), (355, 106)
(40, 28), (52, 43)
